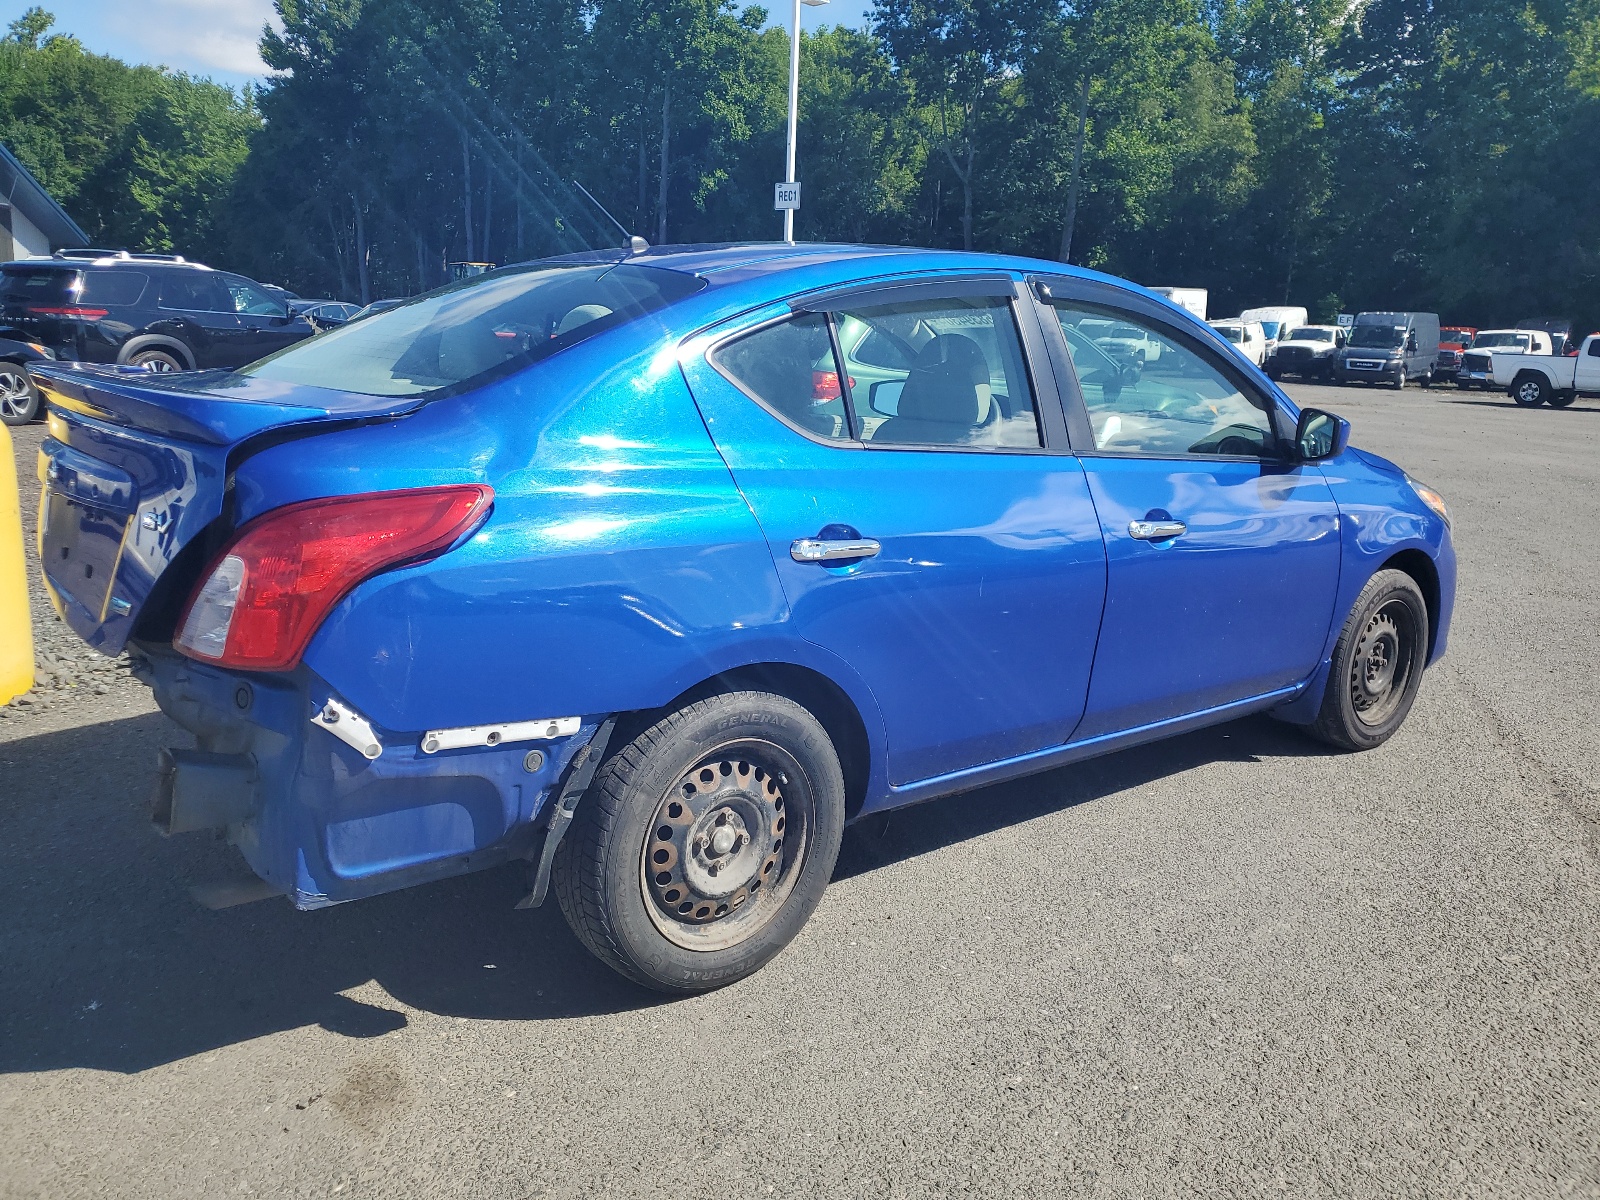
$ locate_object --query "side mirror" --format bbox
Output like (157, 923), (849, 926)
(1296, 408), (1349, 461)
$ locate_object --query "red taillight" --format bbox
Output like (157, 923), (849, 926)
(175, 485), (493, 671)
(26, 305), (109, 319)
(811, 370), (856, 401)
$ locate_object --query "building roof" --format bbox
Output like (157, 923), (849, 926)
(0, 142), (88, 249)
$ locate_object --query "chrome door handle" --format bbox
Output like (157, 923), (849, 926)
(790, 537), (881, 563)
(1128, 519), (1187, 541)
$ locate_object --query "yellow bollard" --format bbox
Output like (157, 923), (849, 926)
(0, 420), (35, 705)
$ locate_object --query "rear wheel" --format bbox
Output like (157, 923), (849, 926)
(127, 347), (185, 373)
(1547, 389), (1578, 409)
(1307, 569), (1429, 751)
(553, 691), (846, 993)
(0, 363), (38, 425)
(1511, 373), (1549, 407)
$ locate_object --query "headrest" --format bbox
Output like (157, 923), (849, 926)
(896, 334), (991, 426)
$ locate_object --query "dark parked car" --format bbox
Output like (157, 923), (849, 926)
(0, 334), (55, 424)
(0, 251), (316, 374)
(292, 300), (362, 329)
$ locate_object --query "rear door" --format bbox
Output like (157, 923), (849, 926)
(1036, 276), (1341, 739)
(682, 278), (1108, 787)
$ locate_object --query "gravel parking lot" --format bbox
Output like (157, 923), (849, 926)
(2, 382), (1598, 1199)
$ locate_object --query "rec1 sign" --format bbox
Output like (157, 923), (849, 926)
(774, 182), (801, 211)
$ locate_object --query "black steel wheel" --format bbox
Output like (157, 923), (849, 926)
(553, 691), (845, 993)
(1306, 569), (1429, 751)
(0, 363), (38, 425)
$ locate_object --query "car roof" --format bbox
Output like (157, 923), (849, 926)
(540, 241), (1124, 293)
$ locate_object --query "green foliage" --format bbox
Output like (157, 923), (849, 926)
(0, 0), (1593, 331)
(0, 9), (257, 254)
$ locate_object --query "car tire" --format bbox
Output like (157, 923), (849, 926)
(1391, 368), (1406, 390)
(553, 690), (846, 994)
(0, 362), (39, 425)
(1307, 569), (1429, 752)
(127, 347), (186, 373)
(1546, 389), (1577, 409)
(1511, 373), (1549, 407)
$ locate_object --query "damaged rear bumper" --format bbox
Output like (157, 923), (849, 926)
(133, 644), (607, 909)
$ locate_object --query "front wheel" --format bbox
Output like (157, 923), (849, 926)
(1307, 569), (1429, 751)
(1391, 367), (1407, 390)
(1511, 374), (1549, 407)
(1547, 389), (1577, 409)
(553, 691), (846, 993)
(0, 362), (39, 425)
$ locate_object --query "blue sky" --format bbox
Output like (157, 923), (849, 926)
(5, 0), (873, 92)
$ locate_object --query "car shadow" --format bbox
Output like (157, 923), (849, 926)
(834, 713), (1331, 879)
(0, 707), (1330, 1075)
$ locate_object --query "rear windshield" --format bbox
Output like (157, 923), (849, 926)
(80, 271), (150, 306)
(1, 267), (78, 303)
(237, 262), (706, 397)
(1287, 328), (1332, 342)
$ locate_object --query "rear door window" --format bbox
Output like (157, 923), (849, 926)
(836, 296), (1043, 449)
(712, 313), (853, 442)
(79, 271), (150, 307)
(158, 273), (233, 313)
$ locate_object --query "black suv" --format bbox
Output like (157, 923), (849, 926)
(0, 250), (316, 375)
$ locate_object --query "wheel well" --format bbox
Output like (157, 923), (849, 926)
(1380, 549), (1441, 659)
(118, 336), (194, 370)
(1511, 369), (1547, 387)
(640, 663), (873, 821)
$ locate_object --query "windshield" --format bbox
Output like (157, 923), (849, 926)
(237, 262), (705, 397)
(1286, 328), (1331, 342)
(1472, 332), (1529, 349)
(1349, 325), (1405, 349)
(1215, 325), (1244, 343)
(1258, 321), (1282, 340)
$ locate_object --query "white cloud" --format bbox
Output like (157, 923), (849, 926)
(93, 0), (281, 82)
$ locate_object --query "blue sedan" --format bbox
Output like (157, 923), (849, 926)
(32, 244), (1456, 992)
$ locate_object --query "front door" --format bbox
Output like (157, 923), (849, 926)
(154, 271), (242, 367)
(221, 274), (308, 364)
(1039, 282), (1342, 739)
(682, 281), (1108, 787)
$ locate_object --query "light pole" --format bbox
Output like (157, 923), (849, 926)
(782, 0), (829, 243)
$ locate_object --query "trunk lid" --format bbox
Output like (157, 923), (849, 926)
(32, 362), (427, 654)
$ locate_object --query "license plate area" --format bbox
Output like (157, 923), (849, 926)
(42, 491), (130, 620)
(38, 437), (137, 626)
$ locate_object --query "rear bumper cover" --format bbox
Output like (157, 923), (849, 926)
(135, 645), (605, 908)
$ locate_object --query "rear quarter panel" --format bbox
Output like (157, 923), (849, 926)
(233, 313), (882, 741)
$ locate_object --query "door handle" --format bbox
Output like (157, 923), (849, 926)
(790, 537), (881, 563)
(1128, 519), (1187, 541)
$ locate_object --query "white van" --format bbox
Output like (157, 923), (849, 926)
(1208, 319), (1268, 366)
(1238, 306), (1309, 357)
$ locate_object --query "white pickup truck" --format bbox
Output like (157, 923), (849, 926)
(1455, 328), (1554, 389)
(1488, 333), (1600, 407)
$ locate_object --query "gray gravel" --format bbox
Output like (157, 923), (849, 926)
(1, 382), (1598, 1199)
